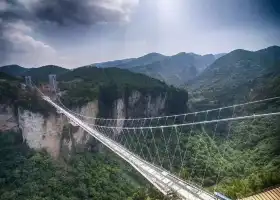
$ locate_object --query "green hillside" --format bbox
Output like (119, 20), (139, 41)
(24, 65), (70, 82)
(0, 65), (27, 77)
(188, 46), (280, 107)
(58, 66), (188, 116)
(96, 53), (166, 69)
(0, 131), (137, 200)
(131, 53), (216, 87)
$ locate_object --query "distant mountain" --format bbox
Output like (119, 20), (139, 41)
(0, 65), (27, 77)
(214, 53), (227, 59)
(130, 52), (216, 87)
(94, 58), (134, 68)
(115, 53), (166, 69)
(95, 53), (166, 69)
(188, 45), (280, 105)
(91, 52), (217, 86)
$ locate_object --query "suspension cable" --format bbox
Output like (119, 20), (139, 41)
(51, 85), (280, 121)
(85, 111), (280, 129)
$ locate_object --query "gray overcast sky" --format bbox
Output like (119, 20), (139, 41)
(1, 0), (280, 68)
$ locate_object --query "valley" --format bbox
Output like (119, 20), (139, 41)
(0, 45), (280, 200)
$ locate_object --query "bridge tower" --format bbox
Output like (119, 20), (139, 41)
(49, 74), (57, 93)
(25, 76), (32, 87)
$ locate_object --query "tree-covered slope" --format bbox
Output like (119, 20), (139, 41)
(0, 65), (27, 77)
(58, 66), (188, 115)
(115, 53), (166, 69)
(188, 46), (280, 106)
(95, 53), (166, 69)
(0, 131), (140, 200)
(23, 65), (70, 82)
(177, 45), (280, 198)
(130, 53), (216, 87)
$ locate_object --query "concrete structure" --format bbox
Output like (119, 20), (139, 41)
(49, 74), (57, 92)
(25, 76), (32, 87)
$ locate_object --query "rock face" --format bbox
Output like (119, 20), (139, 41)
(2, 90), (167, 158)
(0, 104), (18, 132)
(16, 101), (99, 159)
(126, 91), (166, 118)
(18, 108), (92, 159)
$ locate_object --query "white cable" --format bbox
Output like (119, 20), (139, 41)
(53, 87), (280, 121)
(86, 111), (280, 129)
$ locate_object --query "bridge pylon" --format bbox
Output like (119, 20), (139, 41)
(25, 76), (32, 88)
(49, 74), (57, 93)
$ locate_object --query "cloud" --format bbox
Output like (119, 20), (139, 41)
(0, 0), (139, 67)
(1, 0), (139, 26)
(1, 21), (58, 66)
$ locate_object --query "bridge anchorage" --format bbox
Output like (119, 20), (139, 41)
(30, 77), (280, 200)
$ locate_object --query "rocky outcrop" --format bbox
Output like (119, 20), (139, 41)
(19, 109), (64, 158)
(126, 90), (166, 118)
(1, 90), (167, 158)
(0, 104), (18, 132)
(17, 100), (99, 159)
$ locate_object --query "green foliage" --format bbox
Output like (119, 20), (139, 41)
(189, 46), (280, 105)
(120, 107), (280, 199)
(0, 131), (137, 200)
(16, 89), (56, 117)
(0, 79), (19, 104)
(58, 67), (188, 116)
(0, 65), (27, 77)
(24, 65), (70, 83)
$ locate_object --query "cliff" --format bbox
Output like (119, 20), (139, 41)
(1, 90), (168, 158)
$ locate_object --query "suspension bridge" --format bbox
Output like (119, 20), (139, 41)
(28, 76), (280, 200)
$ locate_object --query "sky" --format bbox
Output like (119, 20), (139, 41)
(1, 0), (280, 68)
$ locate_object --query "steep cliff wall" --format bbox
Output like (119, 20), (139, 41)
(17, 100), (99, 158)
(0, 104), (18, 132)
(3, 90), (168, 158)
(113, 90), (166, 119)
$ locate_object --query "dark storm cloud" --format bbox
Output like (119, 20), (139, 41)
(34, 0), (130, 26)
(1, 0), (136, 26)
(0, 0), (138, 66)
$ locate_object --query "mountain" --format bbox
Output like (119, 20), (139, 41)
(95, 53), (166, 69)
(0, 65), (70, 82)
(0, 72), (20, 81)
(214, 53), (227, 59)
(23, 65), (70, 82)
(94, 58), (134, 68)
(130, 52), (216, 87)
(58, 66), (188, 115)
(115, 53), (166, 69)
(94, 52), (216, 86)
(0, 65), (27, 77)
(188, 45), (280, 107)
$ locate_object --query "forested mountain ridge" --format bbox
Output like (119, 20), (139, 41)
(130, 52), (216, 87)
(0, 65), (70, 82)
(188, 45), (280, 107)
(95, 53), (166, 69)
(57, 66), (188, 117)
(0, 65), (27, 77)
(24, 65), (70, 82)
